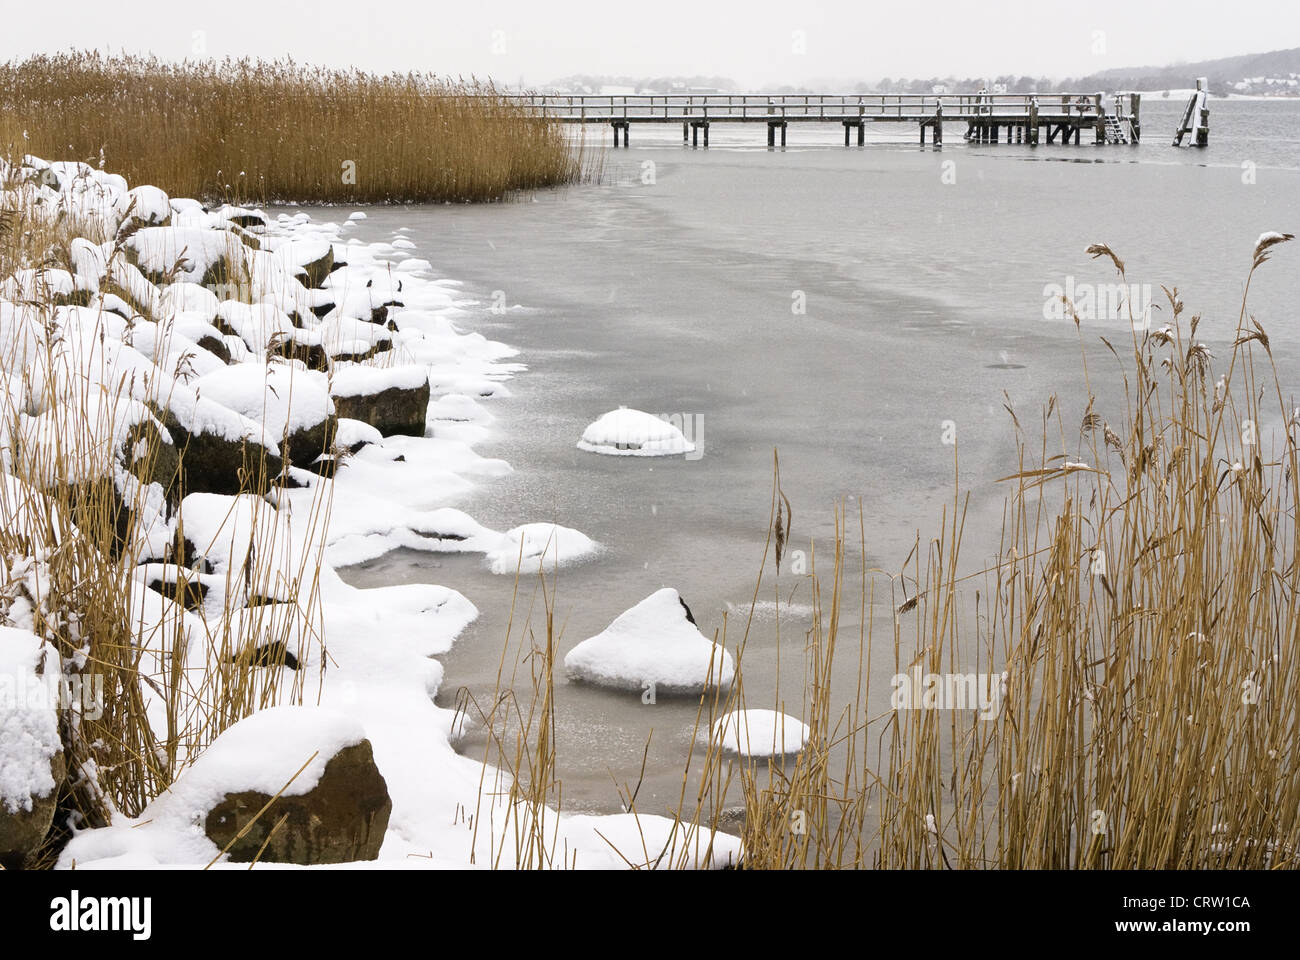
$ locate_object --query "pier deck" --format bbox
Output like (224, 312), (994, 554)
(501, 92), (1144, 147)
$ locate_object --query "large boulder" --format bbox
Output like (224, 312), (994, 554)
(190, 708), (389, 864)
(330, 365), (429, 438)
(205, 738), (389, 864)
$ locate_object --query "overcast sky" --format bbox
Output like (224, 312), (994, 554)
(3, 1), (1297, 86)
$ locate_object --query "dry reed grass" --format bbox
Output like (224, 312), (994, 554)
(0, 52), (584, 204)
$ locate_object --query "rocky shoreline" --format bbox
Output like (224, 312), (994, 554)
(0, 154), (740, 869)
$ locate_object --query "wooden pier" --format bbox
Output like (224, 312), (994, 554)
(501, 92), (1147, 148)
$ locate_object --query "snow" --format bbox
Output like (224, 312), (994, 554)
(578, 407), (695, 457)
(15, 395), (174, 486)
(168, 706), (365, 797)
(126, 227), (244, 284)
(119, 185), (172, 225)
(335, 417), (382, 451)
(565, 588), (735, 693)
(330, 363), (428, 398)
(0, 627), (62, 813)
(486, 523), (600, 575)
(194, 362), (334, 437)
(217, 301), (297, 353)
(159, 281), (221, 318)
(711, 709), (810, 757)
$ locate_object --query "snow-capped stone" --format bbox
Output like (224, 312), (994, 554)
(0, 627), (64, 870)
(330, 365), (429, 437)
(711, 709), (810, 757)
(486, 522), (599, 576)
(578, 407), (695, 457)
(118, 185), (172, 227)
(565, 588), (734, 693)
(193, 362), (336, 467)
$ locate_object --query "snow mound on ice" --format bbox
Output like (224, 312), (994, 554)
(486, 523), (599, 575)
(577, 407), (694, 457)
(564, 588), (733, 693)
(711, 709), (810, 758)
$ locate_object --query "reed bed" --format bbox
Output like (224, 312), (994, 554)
(0, 52), (583, 204)
(721, 235), (1300, 868)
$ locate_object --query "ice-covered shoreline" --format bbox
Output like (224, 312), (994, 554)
(0, 154), (739, 869)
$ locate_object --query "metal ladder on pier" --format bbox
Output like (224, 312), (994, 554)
(1103, 115), (1129, 144)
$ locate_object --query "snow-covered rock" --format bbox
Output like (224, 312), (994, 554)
(0, 627), (64, 870)
(59, 706), (391, 866)
(711, 709), (810, 758)
(577, 407), (695, 457)
(486, 522), (599, 576)
(194, 362), (336, 467)
(330, 364), (429, 438)
(118, 185), (172, 227)
(565, 588), (734, 693)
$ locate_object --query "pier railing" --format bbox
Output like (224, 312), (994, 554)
(497, 93), (1134, 123)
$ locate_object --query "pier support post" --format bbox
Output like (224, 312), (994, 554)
(767, 121), (786, 147)
(683, 121), (689, 145)
(1095, 92), (1105, 144)
(1195, 77), (1209, 146)
(1130, 93), (1141, 143)
(1028, 99), (1039, 145)
(933, 103), (942, 147)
